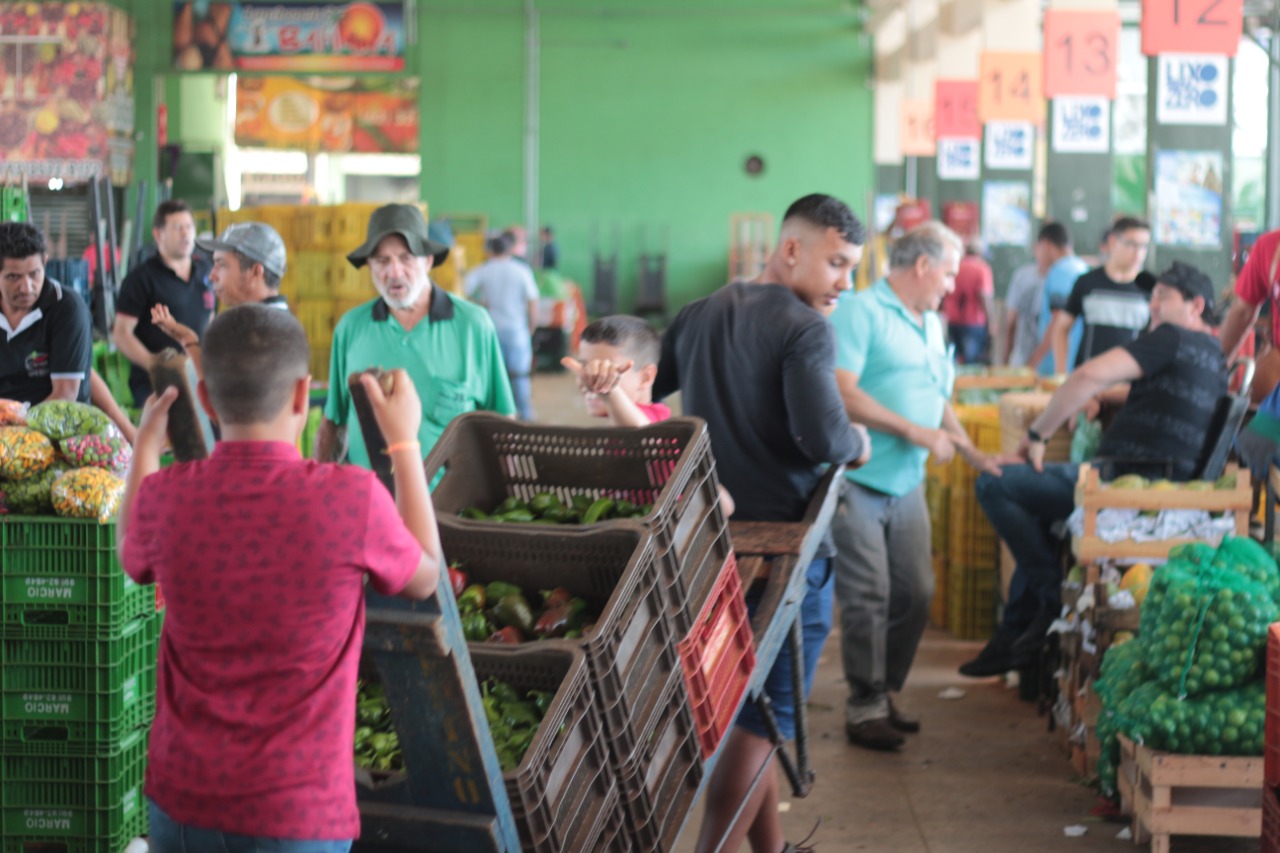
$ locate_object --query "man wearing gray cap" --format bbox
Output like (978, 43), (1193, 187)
(314, 203), (514, 470)
(151, 222), (291, 372)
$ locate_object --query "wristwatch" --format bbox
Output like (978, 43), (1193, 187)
(1027, 427), (1047, 444)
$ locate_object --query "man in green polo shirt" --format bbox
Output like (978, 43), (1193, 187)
(314, 204), (514, 469)
(829, 222), (1001, 752)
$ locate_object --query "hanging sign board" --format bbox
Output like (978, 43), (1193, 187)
(1141, 0), (1242, 57)
(984, 121), (1035, 171)
(978, 53), (1044, 124)
(934, 80), (981, 139)
(938, 138), (981, 180)
(1051, 97), (1110, 154)
(1155, 54), (1229, 126)
(901, 100), (936, 157)
(1043, 9), (1120, 99)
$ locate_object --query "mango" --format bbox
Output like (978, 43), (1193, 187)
(1120, 563), (1153, 607)
(1109, 474), (1149, 490)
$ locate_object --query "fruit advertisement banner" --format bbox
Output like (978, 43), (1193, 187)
(235, 76), (417, 153)
(0, 3), (134, 185)
(174, 2), (405, 73)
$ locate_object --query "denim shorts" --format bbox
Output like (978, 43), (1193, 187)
(148, 801), (352, 853)
(735, 557), (833, 741)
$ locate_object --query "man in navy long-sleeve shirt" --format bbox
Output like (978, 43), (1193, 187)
(655, 194), (869, 853)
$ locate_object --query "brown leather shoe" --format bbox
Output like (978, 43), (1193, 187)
(887, 697), (920, 734)
(845, 716), (905, 751)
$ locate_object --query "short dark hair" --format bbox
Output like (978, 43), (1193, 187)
(580, 315), (661, 368)
(782, 194), (866, 246)
(202, 304), (309, 425)
(1111, 215), (1151, 237)
(231, 251), (281, 292)
(541, 225), (554, 236)
(486, 232), (513, 256)
(1037, 222), (1071, 250)
(0, 222), (47, 261)
(153, 199), (193, 231)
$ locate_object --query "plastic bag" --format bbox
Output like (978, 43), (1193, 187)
(1094, 640), (1151, 795)
(0, 461), (72, 515)
(51, 468), (124, 524)
(1070, 413), (1102, 464)
(60, 434), (132, 472)
(1114, 679), (1264, 758)
(0, 427), (55, 479)
(0, 399), (28, 426)
(27, 400), (112, 441)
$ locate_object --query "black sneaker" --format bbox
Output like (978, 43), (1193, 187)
(887, 697), (920, 733)
(1009, 608), (1058, 662)
(958, 637), (1016, 677)
(845, 717), (905, 751)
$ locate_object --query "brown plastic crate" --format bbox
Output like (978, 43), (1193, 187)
(616, 669), (704, 851)
(424, 412), (729, 631)
(438, 519), (683, 767)
(469, 646), (619, 853)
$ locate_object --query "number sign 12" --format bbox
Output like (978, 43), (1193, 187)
(979, 52), (1044, 124)
(1141, 0), (1241, 57)
(1044, 9), (1120, 99)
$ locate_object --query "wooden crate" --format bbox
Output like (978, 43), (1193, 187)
(1073, 465), (1252, 562)
(1117, 735), (1263, 853)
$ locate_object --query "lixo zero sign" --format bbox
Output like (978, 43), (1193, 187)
(1156, 54), (1228, 126)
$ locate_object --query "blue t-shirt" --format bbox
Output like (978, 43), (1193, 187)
(1037, 255), (1089, 375)
(829, 279), (954, 497)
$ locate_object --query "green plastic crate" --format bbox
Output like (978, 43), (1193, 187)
(1, 614), (158, 695)
(1, 727), (147, 838)
(0, 517), (116, 575)
(0, 806), (146, 853)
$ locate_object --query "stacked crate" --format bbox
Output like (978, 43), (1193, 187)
(0, 517), (161, 853)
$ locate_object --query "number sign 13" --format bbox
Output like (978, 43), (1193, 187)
(1044, 9), (1120, 99)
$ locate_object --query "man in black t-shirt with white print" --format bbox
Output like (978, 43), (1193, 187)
(1046, 216), (1153, 374)
(960, 261), (1226, 678)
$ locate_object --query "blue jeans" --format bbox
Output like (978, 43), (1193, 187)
(495, 326), (534, 420)
(736, 557), (833, 741)
(975, 463), (1078, 642)
(149, 801), (352, 853)
(948, 323), (988, 365)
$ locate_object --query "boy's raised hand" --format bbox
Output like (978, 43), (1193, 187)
(151, 304), (198, 349)
(560, 356), (634, 397)
(136, 386), (178, 461)
(360, 369), (423, 446)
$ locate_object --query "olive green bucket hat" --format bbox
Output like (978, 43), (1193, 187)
(346, 204), (450, 269)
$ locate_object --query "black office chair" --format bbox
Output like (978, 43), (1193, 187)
(1196, 359), (1255, 482)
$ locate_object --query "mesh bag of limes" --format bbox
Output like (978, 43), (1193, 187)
(1094, 536), (1278, 796)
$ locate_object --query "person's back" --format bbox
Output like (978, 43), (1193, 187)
(943, 253), (992, 328)
(1037, 254), (1088, 374)
(1005, 262), (1043, 366)
(1096, 322), (1226, 479)
(120, 305), (439, 849)
(657, 281), (851, 525)
(468, 255), (538, 334)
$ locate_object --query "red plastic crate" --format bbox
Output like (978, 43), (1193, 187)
(678, 554), (755, 759)
(1268, 624), (1280, 788)
(1266, 784), (1280, 853)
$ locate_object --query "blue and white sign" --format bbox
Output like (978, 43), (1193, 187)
(984, 122), (1034, 171)
(1051, 97), (1110, 154)
(937, 138), (981, 180)
(1156, 54), (1228, 127)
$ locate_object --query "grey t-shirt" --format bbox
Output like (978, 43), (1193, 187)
(1006, 262), (1043, 367)
(464, 257), (539, 335)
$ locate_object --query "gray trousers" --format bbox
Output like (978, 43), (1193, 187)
(832, 478), (934, 723)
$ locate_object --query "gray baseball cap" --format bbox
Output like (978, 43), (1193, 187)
(198, 222), (288, 278)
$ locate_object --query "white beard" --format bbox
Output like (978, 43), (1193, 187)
(378, 276), (429, 311)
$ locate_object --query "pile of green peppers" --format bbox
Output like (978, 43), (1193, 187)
(483, 679), (554, 771)
(354, 680), (402, 772)
(460, 492), (653, 525)
(457, 574), (594, 644)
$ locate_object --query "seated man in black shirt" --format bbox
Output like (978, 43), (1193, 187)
(0, 222), (93, 405)
(961, 261), (1226, 677)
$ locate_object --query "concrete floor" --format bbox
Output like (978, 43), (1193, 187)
(530, 372), (1260, 853)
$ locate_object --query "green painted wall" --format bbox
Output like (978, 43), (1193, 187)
(419, 1), (874, 312)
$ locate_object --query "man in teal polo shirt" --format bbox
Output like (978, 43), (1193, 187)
(314, 204), (514, 469)
(829, 222), (1001, 752)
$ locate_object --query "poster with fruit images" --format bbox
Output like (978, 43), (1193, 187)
(0, 3), (135, 185)
(174, 2), (405, 73)
(234, 76), (417, 153)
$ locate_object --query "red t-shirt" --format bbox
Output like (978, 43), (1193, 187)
(1236, 230), (1280, 346)
(122, 442), (421, 840)
(942, 254), (994, 327)
(637, 401), (672, 423)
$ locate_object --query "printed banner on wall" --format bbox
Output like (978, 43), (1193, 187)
(1154, 150), (1223, 248)
(937, 138), (980, 180)
(982, 181), (1032, 247)
(235, 76), (417, 153)
(984, 122), (1034, 171)
(1156, 54), (1228, 126)
(174, 2), (405, 73)
(1051, 97), (1110, 154)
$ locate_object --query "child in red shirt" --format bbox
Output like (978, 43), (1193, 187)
(118, 304), (442, 852)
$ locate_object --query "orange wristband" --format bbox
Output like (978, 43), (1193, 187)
(385, 441), (421, 456)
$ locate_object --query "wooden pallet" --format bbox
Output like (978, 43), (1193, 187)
(1073, 464), (1252, 562)
(1117, 735), (1264, 853)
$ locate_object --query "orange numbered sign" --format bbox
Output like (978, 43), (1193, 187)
(935, 80), (981, 139)
(979, 52), (1044, 123)
(1141, 0), (1242, 57)
(1044, 10), (1120, 98)
(901, 100), (936, 157)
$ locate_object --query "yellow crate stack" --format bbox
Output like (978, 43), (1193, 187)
(944, 405), (1001, 640)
